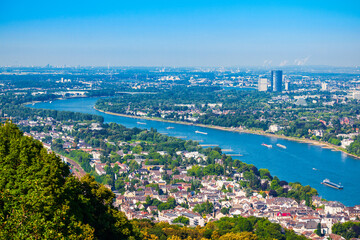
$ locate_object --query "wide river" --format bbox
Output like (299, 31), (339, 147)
(31, 97), (360, 206)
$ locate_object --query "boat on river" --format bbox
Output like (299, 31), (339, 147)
(166, 126), (174, 129)
(276, 143), (286, 149)
(195, 130), (208, 135)
(261, 143), (272, 148)
(137, 122), (147, 125)
(321, 179), (343, 189)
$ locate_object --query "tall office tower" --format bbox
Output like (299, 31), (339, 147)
(270, 70), (283, 92)
(258, 78), (268, 91)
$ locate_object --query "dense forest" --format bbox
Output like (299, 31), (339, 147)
(0, 122), (137, 239)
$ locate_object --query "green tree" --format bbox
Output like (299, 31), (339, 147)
(315, 222), (323, 236)
(193, 201), (214, 215)
(172, 216), (189, 225)
(0, 123), (139, 240)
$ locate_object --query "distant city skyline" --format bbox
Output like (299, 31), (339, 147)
(0, 0), (359, 67)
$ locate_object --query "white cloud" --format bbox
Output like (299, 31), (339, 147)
(263, 59), (273, 65)
(279, 60), (288, 66)
(294, 56), (310, 66)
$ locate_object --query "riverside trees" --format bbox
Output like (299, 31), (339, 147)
(95, 87), (360, 155)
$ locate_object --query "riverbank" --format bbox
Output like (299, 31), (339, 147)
(28, 98), (360, 206)
(94, 106), (360, 160)
(23, 96), (93, 106)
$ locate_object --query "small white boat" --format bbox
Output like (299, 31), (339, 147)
(195, 130), (208, 135)
(137, 122), (147, 125)
(276, 143), (286, 149)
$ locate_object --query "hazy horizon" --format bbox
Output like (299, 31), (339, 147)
(2, 65), (359, 69)
(1, 0), (359, 67)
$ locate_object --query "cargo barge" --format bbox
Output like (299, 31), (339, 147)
(321, 179), (343, 189)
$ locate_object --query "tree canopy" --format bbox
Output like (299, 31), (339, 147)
(0, 122), (138, 239)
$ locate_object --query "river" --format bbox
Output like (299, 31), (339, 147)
(30, 97), (360, 206)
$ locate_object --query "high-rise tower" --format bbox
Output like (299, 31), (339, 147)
(271, 70), (283, 92)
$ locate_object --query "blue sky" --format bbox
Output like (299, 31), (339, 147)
(0, 0), (359, 67)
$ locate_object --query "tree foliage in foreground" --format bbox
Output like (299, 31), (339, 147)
(332, 221), (360, 240)
(0, 122), (138, 239)
(134, 216), (307, 240)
